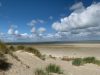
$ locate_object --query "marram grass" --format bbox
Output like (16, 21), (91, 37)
(46, 63), (63, 74)
(72, 57), (100, 66)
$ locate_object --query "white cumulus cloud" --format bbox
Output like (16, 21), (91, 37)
(8, 28), (14, 35)
(52, 2), (100, 33)
(15, 30), (19, 35)
(20, 33), (29, 38)
(27, 20), (37, 26)
(70, 2), (84, 10)
(38, 27), (46, 33)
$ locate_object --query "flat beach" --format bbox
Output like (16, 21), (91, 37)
(34, 43), (100, 59)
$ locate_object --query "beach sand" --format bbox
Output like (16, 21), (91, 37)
(34, 44), (100, 59)
(3, 44), (100, 75)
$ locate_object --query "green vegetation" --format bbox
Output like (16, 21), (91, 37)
(17, 45), (25, 50)
(72, 57), (100, 66)
(94, 60), (100, 66)
(7, 45), (45, 60)
(35, 69), (47, 75)
(25, 47), (45, 60)
(72, 58), (84, 66)
(35, 64), (63, 75)
(46, 64), (63, 74)
(0, 41), (8, 54)
(83, 57), (96, 63)
(0, 59), (12, 71)
(9, 45), (16, 51)
(0, 41), (12, 71)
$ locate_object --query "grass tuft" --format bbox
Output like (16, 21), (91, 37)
(35, 64), (64, 75)
(0, 41), (8, 54)
(17, 45), (25, 50)
(35, 69), (47, 75)
(72, 57), (100, 66)
(83, 57), (96, 63)
(46, 64), (63, 74)
(72, 58), (84, 66)
(0, 59), (12, 71)
(9, 45), (16, 52)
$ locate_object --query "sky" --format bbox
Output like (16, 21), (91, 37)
(0, 0), (100, 42)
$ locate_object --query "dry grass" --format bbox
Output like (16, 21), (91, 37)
(61, 56), (76, 61)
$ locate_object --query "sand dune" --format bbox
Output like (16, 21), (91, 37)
(1, 44), (100, 75)
(5, 51), (44, 75)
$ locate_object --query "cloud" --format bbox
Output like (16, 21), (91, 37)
(0, 32), (5, 36)
(1, 2), (100, 42)
(52, 21), (69, 32)
(27, 19), (45, 27)
(27, 20), (37, 26)
(38, 27), (46, 33)
(37, 19), (45, 23)
(52, 2), (100, 36)
(15, 30), (19, 35)
(70, 2), (84, 10)
(46, 34), (53, 38)
(20, 33), (29, 38)
(8, 25), (18, 35)
(31, 27), (36, 33)
(8, 28), (14, 35)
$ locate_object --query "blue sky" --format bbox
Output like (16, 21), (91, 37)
(0, 0), (100, 42)
(0, 0), (70, 33)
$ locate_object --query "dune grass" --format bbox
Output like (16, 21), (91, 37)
(25, 47), (45, 60)
(17, 45), (25, 50)
(46, 64), (63, 74)
(83, 57), (96, 63)
(72, 57), (100, 66)
(9, 45), (16, 51)
(72, 58), (84, 66)
(0, 41), (8, 54)
(0, 41), (12, 71)
(35, 69), (47, 75)
(35, 64), (63, 75)
(0, 59), (12, 71)
(8, 45), (46, 60)
(8, 44), (45, 60)
(93, 60), (100, 66)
